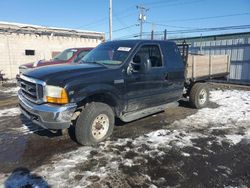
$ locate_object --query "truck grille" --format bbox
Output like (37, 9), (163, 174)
(19, 75), (45, 104)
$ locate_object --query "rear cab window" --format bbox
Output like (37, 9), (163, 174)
(164, 42), (184, 70)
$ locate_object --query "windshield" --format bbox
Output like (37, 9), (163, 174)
(82, 42), (135, 65)
(53, 49), (78, 61)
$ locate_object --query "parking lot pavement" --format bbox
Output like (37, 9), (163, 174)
(0, 85), (250, 188)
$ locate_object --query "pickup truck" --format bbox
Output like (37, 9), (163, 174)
(18, 40), (229, 145)
(18, 47), (93, 75)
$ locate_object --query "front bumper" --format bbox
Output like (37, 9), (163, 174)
(18, 90), (77, 130)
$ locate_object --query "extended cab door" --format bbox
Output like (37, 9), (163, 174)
(125, 44), (166, 112)
(161, 42), (185, 103)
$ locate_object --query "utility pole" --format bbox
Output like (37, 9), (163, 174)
(109, 0), (112, 40)
(137, 5), (148, 39)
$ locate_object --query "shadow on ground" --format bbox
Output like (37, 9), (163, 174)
(4, 167), (50, 188)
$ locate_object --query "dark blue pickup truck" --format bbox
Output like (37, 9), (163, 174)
(18, 40), (229, 145)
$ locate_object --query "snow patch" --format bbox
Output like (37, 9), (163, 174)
(11, 124), (44, 135)
(0, 107), (20, 117)
(172, 90), (250, 130)
(225, 135), (244, 145)
(0, 87), (19, 96)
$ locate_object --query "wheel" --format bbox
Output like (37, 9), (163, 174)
(75, 102), (114, 145)
(189, 83), (209, 109)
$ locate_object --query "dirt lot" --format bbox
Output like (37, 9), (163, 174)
(0, 83), (250, 188)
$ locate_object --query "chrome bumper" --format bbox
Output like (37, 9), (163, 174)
(18, 90), (77, 130)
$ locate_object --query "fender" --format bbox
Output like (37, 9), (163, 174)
(72, 83), (126, 115)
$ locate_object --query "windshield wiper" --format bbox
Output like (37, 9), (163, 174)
(77, 61), (107, 67)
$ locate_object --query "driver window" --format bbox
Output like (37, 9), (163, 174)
(131, 45), (162, 71)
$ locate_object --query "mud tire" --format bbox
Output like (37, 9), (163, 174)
(189, 83), (209, 109)
(75, 102), (114, 145)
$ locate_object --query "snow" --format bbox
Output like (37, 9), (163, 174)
(225, 135), (244, 145)
(0, 21), (104, 34)
(0, 107), (20, 117)
(1, 89), (250, 187)
(0, 107), (44, 134)
(172, 90), (250, 131)
(0, 86), (19, 96)
(11, 123), (44, 135)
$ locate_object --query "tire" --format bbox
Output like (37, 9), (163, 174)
(189, 83), (209, 109)
(75, 102), (114, 145)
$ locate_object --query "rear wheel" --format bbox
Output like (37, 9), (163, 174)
(75, 102), (114, 145)
(189, 83), (209, 109)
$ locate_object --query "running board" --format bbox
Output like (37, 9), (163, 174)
(120, 101), (178, 122)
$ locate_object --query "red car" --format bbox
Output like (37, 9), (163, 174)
(18, 48), (93, 75)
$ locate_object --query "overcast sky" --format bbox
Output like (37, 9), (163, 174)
(0, 0), (249, 39)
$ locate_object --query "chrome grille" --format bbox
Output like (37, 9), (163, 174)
(19, 75), (45, 104)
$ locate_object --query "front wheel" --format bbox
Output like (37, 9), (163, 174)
(75, 102), (114, 145)
(189, 83), (209, 109)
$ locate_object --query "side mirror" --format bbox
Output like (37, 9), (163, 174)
(127, 64), (133, 75)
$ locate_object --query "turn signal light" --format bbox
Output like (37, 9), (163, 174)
(46, 88), (69, 104)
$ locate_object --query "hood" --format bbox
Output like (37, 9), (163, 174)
(23, 63), (108, 85)
(20, 59), (66, 69)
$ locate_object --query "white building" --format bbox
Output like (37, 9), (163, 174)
(0, 21), (105, 79)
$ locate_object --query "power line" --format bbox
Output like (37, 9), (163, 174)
(144, 0), (182, 6)
(164, 25), (250, 34)
(112, 10), (137, 35)
(115, 24), (250, 39)
(75, 17), (107, 29)
(114, 33), (140, 40)
(145, 21), (198, 29)
(155, 12), (250, 23)
(147, 25), (250, 37)
(149, 0), (206, 9)
(74, 0), (203, 30)
(75, 5), (137, 29)
(106, 24), (138, 34)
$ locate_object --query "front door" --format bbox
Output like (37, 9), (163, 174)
(125, 44), (166, 112)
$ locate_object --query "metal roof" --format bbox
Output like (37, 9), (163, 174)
(173, 32), (250, 42)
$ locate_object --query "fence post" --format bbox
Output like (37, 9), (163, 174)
(151, 30), (154, 40)
(164, 29), (167, 40)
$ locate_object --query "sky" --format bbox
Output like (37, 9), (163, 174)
(0, 0), (249, 40)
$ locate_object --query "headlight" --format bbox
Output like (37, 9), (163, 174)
(45, 85), (69, 104)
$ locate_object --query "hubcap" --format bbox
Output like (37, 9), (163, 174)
(198, 89), (207, 105)
(91, 114), (109, 140)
